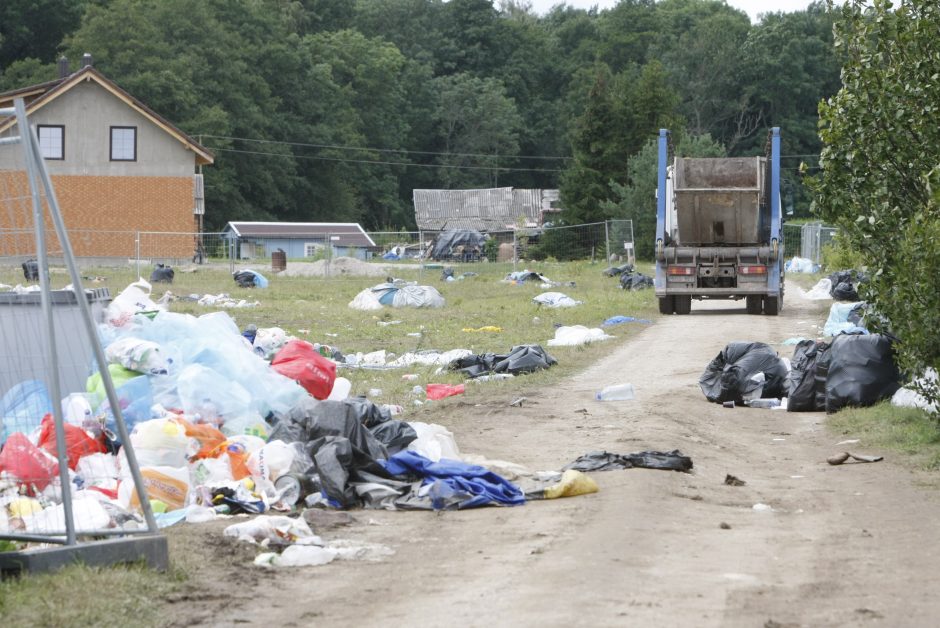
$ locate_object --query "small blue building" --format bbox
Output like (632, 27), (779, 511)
(222, 221), (376, 261)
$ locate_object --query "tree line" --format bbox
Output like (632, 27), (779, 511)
(1, 0), (839, 238)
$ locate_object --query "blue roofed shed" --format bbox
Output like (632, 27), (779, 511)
(222, 221), (377, 261)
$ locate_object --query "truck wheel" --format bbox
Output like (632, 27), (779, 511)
(658, 296), (675, 315)
(746, 295), (763, 315)
(674, 295), (692, 315)
(764, 295), (780, 316)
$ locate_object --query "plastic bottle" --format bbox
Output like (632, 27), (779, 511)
(745, 398), (781, 409)
(595, 383), (636, 401)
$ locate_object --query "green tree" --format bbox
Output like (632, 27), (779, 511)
(0, 0), (85, 68)
(810, 0), (940, 405)
(603, 133), (725, 260)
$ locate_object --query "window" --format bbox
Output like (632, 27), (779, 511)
(304, 242), (322, 257)
(37, 125), (64, 160)
(110, 126), (136, 161)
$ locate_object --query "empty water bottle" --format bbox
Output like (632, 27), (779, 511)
(595, 383), (636, 401)
(745, 398), (781, 409)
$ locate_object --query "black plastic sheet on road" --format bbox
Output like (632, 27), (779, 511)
(563, 450), (693, 473)
(450, 344), (557, 379)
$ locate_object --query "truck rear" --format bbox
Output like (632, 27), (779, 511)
(653, 127), (784, 315)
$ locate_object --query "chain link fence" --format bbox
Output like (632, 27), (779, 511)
(782, 222), (838, 264)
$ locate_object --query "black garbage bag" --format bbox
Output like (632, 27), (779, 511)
(828, 269), (868, 302)
(603, 263), (634, 277)
(369, 420), (418, 455)
(150, 263), (174, 284)
(266, 397), (388, 461)
(233, 270), (257, 288)
(562, 450), (693, 473)
(699, 341), (789, 404)
(787, 340), (831, 412)
(847, 303), (866, 326)
(450, 344), (557, 378)
(825, 334), (901, 414)
(308, 435), (391, 508)
(619, 271), (654, 290)
(22, 259), (39, 282)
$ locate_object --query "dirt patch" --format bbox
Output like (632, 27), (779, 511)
(277, 257), (415, 278)
(156, 294), (940, 627)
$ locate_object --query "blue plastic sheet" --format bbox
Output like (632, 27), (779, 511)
(0, 379), (52, 444)
(602, 315), (652, 327)
(381, 450), (524, 508)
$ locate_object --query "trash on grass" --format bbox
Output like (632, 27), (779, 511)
(533, 292), (581, 308)
(547, 325), (612, 347)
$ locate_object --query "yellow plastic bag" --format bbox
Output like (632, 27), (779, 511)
(543, 469), (599, 499)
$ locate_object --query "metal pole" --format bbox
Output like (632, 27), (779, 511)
(604, 220), (610, 263)
(16, 98), (159, 534)
(16, 99), (76, 546)
(512, 229), (518, 271)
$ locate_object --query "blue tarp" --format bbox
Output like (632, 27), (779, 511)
(381, 450), (525, 509)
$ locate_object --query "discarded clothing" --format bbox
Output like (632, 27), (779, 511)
(449, 344), (557, 379)
(563, 450), (693, 473)
(602, 315), (652, 327)
(699, 342), (789, 404)
(825, 334), (901, 414)
(381, 450), (525, 509)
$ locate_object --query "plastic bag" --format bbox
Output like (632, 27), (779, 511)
(253, 327), (289, 359)
(1, 379), (52, 444)
(271, 340), (337, 400)
(176, 417), (226, 459)
(247, 440), (296, 482)
(787, 340), (831, 412)
(426, 383), (465, 400)
(130, 418), (195, 468)
(106, 279), (165, 326)
(406, 422), (460, 462)
(698, 342), (789, 404)
(37, 414), (106, 470)
(95, 373), (154, 432)
(105, 337), (170, 374)
(124, 466), (190, 512)
(177, 364), (254, 429)
(0, 432), (58, 492)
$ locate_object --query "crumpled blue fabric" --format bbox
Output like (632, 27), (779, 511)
(602, 315), (652, 327)
(381, 450), (524, 509)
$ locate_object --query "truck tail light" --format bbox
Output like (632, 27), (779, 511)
(739, 264), (767, 275)
(666, 266), (696, 276)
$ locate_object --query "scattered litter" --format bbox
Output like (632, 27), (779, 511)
(533, 292), (581, 308)
(595, 383), (635, 401)
(233, 269), (268, 289)
(827, 452), (883, 465)
(724, 474), (746, 486)
(425, 383), (465, 400)
(601, 315), (652, 326)
(618, 270), (654, 290)
(801, 277), (833, 300)
(836, 439), (860, 446)
(462, 326), (502, 333)
(602, 263), (633, 277)
(504, 270), (551, 285)
(377, 320), (402, 327)
(785, 257), (819, 273)
(526, 469), (599, 499)
(471, 373), (515, 383)
(349, 283), (445, 310)
(752, 503), (773, 512)
(563, 450), (692, 473)
(196, 293), (260, 308)
(547, 325), (612, 347)
(255, 545), (337, 567)
(891, 368), (939, 414)
(745, 398), (781, 409)
(509, 397), (526, 407)
(719, 522), (732, 529)
(150, 263), (174, 284)
(450, 345), (556, 379)
(224, 515), (318, 545)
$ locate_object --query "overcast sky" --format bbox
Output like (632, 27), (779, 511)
(520, 0), (816, 22)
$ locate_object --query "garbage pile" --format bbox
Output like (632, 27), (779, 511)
(699, 334), (901, 413)
(785, 257), (819, 273)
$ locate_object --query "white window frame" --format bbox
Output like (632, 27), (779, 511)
(304, 242), (321, 257)
(37, 125), (64, 160)
(110, 126), (137, 161)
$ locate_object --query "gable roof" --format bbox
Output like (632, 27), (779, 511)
(224, 221), (376, 248)
(413, 187), (561, 232)
(0, 65), (213, 166)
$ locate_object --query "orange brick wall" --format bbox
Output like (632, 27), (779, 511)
(0, 173), (196, 258)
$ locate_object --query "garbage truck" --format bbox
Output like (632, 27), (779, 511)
(653, 127), (784, 315)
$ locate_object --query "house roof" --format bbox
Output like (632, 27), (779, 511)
(224, 221), (376, 248)
(0, 65), (214, 166)
(413, 187), (561, 232)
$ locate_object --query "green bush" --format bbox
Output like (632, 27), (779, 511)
(820, 233), (866, 273)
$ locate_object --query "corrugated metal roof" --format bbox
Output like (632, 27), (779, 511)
(413, 188), (560, 231)
(224, 222), (376, 247)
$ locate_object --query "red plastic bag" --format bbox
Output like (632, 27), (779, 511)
(0, 432), (58, 492)
(271, 340), (337, 400)
(37, 414), (106, 470)
(426, 383), (465, 400)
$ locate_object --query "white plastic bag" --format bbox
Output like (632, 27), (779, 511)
(406, 421), (461, 461)
(247, 440), (296, 482)
(105, 337), (170, 374)
(106, 279), (165, 326)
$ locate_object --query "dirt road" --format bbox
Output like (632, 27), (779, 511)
(168, 293), (940, 627)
